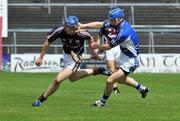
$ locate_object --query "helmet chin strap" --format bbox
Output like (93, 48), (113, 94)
(115, 18), (119, 23)
(111, 18), (123, 29)
(115, 18), (123, 23)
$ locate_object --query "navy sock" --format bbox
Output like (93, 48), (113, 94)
(39, 94), (47, 102)
(136, 83), (141, 90)
(100, 94), (109, 103)
(136, 83), (144, 91)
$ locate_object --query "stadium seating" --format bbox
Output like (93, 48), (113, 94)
(8, 0), (178, 3)
(3, 0), (180, 54)
(8, 0), (105, 3)
(134, 7), (180, 25)
(8, 7), (64, 28)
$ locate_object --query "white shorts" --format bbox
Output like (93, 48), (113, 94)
(63, 53), (80, 72)
(118, 53), (139, 75)
(105, 46), (120, 63)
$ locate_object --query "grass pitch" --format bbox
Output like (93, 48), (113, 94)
(0, 72), (180, 121)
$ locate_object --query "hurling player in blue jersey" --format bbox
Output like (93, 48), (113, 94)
(80, 8), (150, 106)
(32, 16), (106, 107)
(96, 26), (121, 94)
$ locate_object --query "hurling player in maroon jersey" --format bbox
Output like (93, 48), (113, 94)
(32, 16), (108, 107)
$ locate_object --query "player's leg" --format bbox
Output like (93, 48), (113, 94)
(69, 68), (94, 81)
(106, 60), (120, 93)
(43, 68), (73, 98)
(116, 54), (149, 97)
(69, 66), (110, 82)
(108, 53), (149, 96)
(93, 69), (125, 106)
(32, 53), (77, 107)
(93, 54), (149, 106)
(119, 76), (149, 98)
(105, 46), (120, 94)
(32, 67), (74, 107)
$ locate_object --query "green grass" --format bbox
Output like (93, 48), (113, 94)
(0, 72), (180, 121)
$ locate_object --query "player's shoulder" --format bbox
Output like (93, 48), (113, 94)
(119, 20), (136, 38)
(121, 20), (133, 30)
(47, 26), (64, 40)
(48, 26), (64, 34)
(53, 26), (64, 32)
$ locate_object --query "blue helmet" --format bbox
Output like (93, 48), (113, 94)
(65, 16), (79, 27)
(108, 8), (124, 19)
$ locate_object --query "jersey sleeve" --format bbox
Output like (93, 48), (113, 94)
(103, 20), (110, 28)
(109, 29), (126, 47)
(99, 28), (104, 37)
(46, 27), (63, 43)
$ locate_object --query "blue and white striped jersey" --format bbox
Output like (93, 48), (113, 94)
(103, 20), (140, 57)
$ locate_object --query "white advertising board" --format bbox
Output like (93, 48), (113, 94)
(11, 54), (180, 73)
(136, 54), (180, 73)
(11, 54), (64, 72)
(0, 0), (8, 37)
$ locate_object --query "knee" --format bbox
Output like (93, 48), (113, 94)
(53, 79), (61, 86)
(69, 75), (78, 82)
(106, 78), (114, 85)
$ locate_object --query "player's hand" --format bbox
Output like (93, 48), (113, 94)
(91, 54), (101, 60)
(35, 57), (43, 66)
(91, 42), (99, 49)
(92, 56), (101, 60)
(98, 47), (104, 53)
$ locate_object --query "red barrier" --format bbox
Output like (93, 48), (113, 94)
(0, 17), (2, 70)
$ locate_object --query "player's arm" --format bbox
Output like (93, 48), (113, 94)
(36, 39), (50, 66)
(95, 34), (101, 45)
(79, 22), (103, 29)
(91, 33), (122, 51)
(91, 30), (111, 51)
(93, 29), (103, 53)
(36, 27), (60, 66)
(92, 43), (111, 52)
(79, 19), (111, 29)
(93, 29), (125, 51)
(88, 36), (99, 56)
(88, 36), (101, 60)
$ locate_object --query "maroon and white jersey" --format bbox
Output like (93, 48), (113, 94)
(99, 27), (117, 44)
(47, 27), (92, 55)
